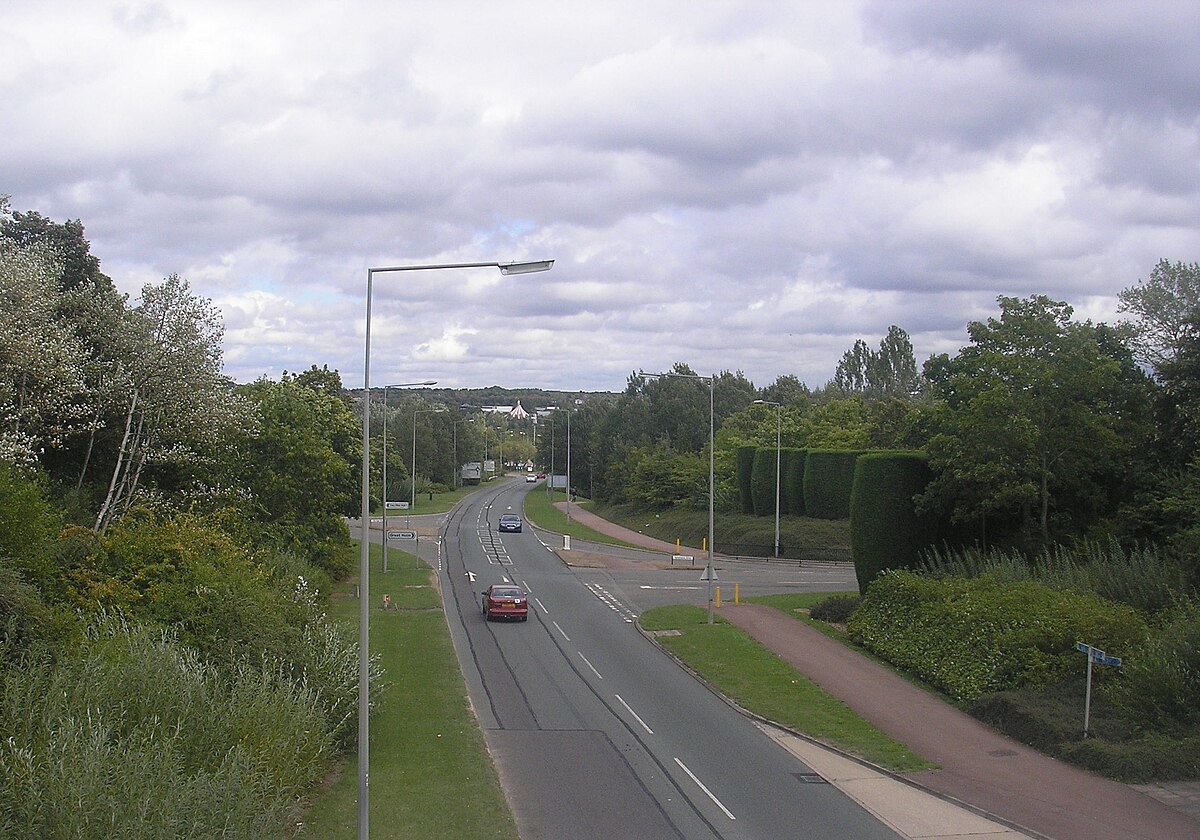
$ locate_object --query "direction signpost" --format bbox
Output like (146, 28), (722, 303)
(1076, 641), (1123, 736)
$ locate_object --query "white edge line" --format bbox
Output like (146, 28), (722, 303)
(673, 757), (735, 820)
(614, 693), (653, 734)
(552, 621), (571, 642)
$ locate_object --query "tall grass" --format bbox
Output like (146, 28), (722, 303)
(918, 539), (1190, 615)
(0, 611), (364, 838)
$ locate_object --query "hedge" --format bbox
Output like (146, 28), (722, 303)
(803, 450), (863, 519)
(849, 451), (933, 590)
(750, 448), (778, 517)
(848, 571), (1149, 703)
(736, 446), (757, 514)
(781, 448), (806, 516)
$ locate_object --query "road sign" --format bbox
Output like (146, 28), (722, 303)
(699, 567), (719, 581)
(1096, 653), (1122, 667)
(385, 501), (407, 510)
(386, 530), (417, 541)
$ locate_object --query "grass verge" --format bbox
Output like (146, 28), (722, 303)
(639, 603), (934, 773)
(376, 478), (495, 517)
(301, 541), (517, 839)
(522, 487), (643, 548)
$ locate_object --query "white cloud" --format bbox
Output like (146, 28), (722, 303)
(5, 0), (1199, 390)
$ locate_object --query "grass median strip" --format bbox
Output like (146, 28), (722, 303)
(301, 541), (517, 839)
(639, 603), (934, 773)
(522, 488), (642, 549)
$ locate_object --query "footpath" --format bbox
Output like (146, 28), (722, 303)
(555, 503), (1200, 840)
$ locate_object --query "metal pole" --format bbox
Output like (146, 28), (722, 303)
(382, 387), (389, 575)
(355, 260), (551, 840)
(774, 403), (781, 559)
(357, 269), (373, 840)
(707, 375), (715, 625)
(1084, 654), (1094, 737)
(566, 406), (571, 523)
(411, 409), (418, 527)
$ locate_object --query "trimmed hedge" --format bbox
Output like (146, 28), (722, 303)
(848, 571), (1149, 703)
(849, 451), (933, 591)
(803, 450), (863, 519)
(781, 448), (806, 516)
(736, 446), (757, 515)
(750, 448), (778, 517)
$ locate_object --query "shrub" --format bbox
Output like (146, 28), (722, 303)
(803, 450), (863, 519)
(809, 594), (860, 624)
(850, 451), (933, 590)
(783, 448), (807, 515)
(736, 446), (756, 514)
(750, 448), (777, 517)
(1105, 597), (1200, 730)
(848, 571), (1148, 703)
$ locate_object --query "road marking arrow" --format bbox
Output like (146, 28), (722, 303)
(465, 570), (476, 582)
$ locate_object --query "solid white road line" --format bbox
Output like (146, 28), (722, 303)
(577, 651), (604, 680)
(673, 758), (735, 820)
(614, 693), (653, 734)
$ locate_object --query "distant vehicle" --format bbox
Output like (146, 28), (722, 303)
(498, 513), (522, 532)
(481, 584), (528, 621)
(525, 474), (538, 483)
(536, 472), (546, 479)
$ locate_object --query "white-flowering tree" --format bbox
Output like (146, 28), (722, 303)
(0, 239), (90, 463)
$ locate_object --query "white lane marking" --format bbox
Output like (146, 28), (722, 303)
(552, 621), (571, 642)
(640, 585), (702, 590)
(578, 651), (604, 680)
(674, 758), (735, 820)
(520, 579), (531, 592)
(614, 693), (653, 734)
(534, 597), (548, 614)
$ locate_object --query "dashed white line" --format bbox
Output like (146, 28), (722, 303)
(674, 758), (735, 820)
(552, 621), (571, 642)
(614, 693), (653, 734)
(534, 597), (548, 614)
(578, 651), (604, 680)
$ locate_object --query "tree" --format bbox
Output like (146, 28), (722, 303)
(919, 295), (1150, 546)
(831, 326), (922, 400)
(1118, 259), (1200, 373)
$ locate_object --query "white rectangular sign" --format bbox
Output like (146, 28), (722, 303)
(386, 530), (417, 541)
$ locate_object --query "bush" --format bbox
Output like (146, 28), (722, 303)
(849, 451), (933, 590)
(750, 448), (777, 517)
(809, 594), (860, 624)
(782, 448), (807, 515)
(803, 450), (863, 519)
(736, 446), (756, 514)
(848, 571), (1148, 702)
(1105, 597), (1200, 729)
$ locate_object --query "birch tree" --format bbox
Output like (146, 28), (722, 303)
(94, 275), (233, 531)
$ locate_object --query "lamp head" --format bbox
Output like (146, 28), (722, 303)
(499, 260), (554, 275)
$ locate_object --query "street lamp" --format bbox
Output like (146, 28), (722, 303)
(382, 382), (437, 575)
(411, 406), (447, 524)
(646, 370), (716, 624)
(357, 259), (552, 839)
(754, 399), (782, 559)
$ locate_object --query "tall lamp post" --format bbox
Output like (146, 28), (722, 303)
(357, 259), (552, 839)
(647, 370), (716, 623)
(754, 399), (782, 558)
(382, 382), (437, 575)
(410, 406), (447, 525)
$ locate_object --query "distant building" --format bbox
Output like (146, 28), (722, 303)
(479, 400), (531, 420)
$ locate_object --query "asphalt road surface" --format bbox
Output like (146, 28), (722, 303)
(436, 481), (902, 840)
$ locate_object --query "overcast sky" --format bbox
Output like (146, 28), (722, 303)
(5, 1), (1199, 391)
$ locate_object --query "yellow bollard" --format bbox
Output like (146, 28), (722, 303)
(715, 586), (721, 609)
(702, 537), (707, 552)
(676, 538), (681, 552)
(734, 583), (739, 604)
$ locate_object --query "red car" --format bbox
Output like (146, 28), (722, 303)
(481, 584), (529, 621)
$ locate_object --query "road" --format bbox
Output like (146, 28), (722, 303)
(435, 480), (902, 840)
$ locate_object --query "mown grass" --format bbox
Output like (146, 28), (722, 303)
(374, 478), (494, 517)
(301, 541), (517, 839)
(639, 603), (934, 772)
(521, 486), (643, 548)
(594, 504), (851, 556)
